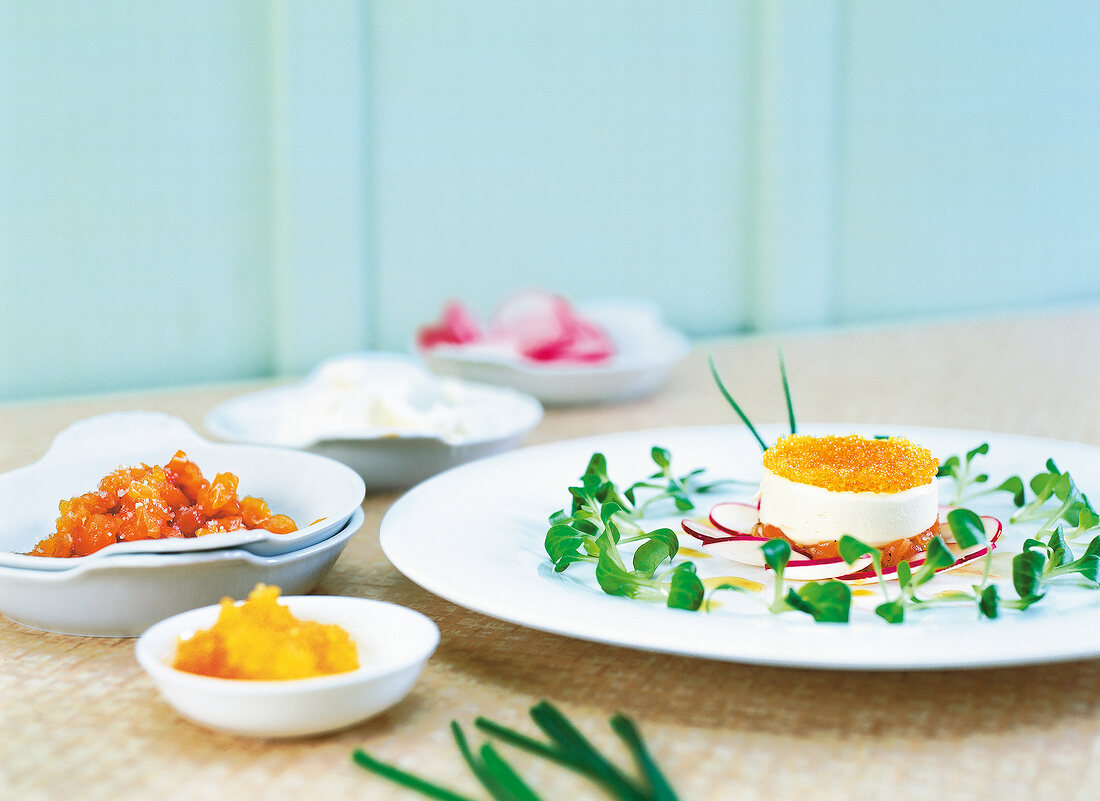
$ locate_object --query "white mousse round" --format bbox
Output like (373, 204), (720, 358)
(758, 468), (938, 547)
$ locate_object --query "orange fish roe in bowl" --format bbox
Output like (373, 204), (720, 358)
(172, 584), (359, 680)
(763, 434), (938, 494)
(28, 450), (297, 558)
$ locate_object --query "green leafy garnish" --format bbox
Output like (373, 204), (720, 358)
(1009, 460), (1097, 540)
(353, 702), (680, 801)
(625, 446), (735, 515)
(713, 538), (852, 622)
(547, 450), (728, 610)
(937, 443), (1026, 506)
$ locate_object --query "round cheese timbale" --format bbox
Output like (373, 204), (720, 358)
(758, 434), (939, 548)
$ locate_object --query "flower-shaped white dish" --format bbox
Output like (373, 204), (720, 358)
(0, 412), (365, 570)
(418, 299), (690, 405)
(136, 594), (439, 738)
(0, 507), (363, 637)
(204, 353), (543, 489)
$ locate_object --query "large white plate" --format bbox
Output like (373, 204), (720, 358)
(381, 424), (1100, 670)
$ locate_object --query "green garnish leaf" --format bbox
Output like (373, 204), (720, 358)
(632, 528), (679, 575)
(1013, 550), (1046, 598)
(666, 562), (705, 611)
(761, 538), (791, 573)
(545, 523), (585, 565)
(594, 537), (638, 598)
(838, 535), (888, 596)
(792, 580), (851, 623)
(946, 508), (986, 551)
(967, 443), (991, 462)
(978, 585), (999, 619)
(895, 560), (912, 590)
(875, 598), (906, 624)
(995, 475), (1026, 507)
(553, 554), (593, 573)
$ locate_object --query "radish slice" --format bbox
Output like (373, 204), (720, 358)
(683, 504), (1004, 584)
(697, 538), (773, 567)
(419, 291), (615, 364)
(708, 502), (760, 535)
(489, 291), (615, 364)
(785, 553), (874, 581)
(417, 301), (483, 349)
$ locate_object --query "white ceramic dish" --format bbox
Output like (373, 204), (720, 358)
(0, 507), (363, 637)
(136, 595), (439, 738)
(205, 353), (543, 489)
(380, 424), (1100, 670)
(0, 412), (365, 570)
(418, 299), (690, 405)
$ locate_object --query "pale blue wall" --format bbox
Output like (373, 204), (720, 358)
(1, 1), (1097, 401)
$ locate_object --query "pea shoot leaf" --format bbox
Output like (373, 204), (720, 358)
(946, 508), (986, 551)
(666, 563), (705, 611)
(875, 598), (906, 624)
(791, 581), (851, 623)
(1013, 550), (1046, 598)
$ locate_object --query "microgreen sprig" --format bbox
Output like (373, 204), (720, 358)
(625, 446), (738, 515)
(937, 443), (1026, 506)
(1009, 460), (1097, 539)
(352, 702), (681, 801)
(711, 539), (852, 622)
(546, 450), (723, 610)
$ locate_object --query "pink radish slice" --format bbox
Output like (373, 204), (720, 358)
(489, 291), (615, 364)
(417, 301), (484, 349)
(708, 501), (760, 535)
(681, 519), (770, 565)
(785, 553), (874, 581)
(685, 507), (1004, 583)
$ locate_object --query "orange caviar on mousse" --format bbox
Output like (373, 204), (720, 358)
(755, 434), (941, 566)
(762, 434), (939, 493)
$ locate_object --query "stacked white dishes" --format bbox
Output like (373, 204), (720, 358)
(0, 412), (366, 636)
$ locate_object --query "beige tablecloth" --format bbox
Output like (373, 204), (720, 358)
(2, 306), (1098, 801)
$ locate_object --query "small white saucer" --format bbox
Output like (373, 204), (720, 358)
(136, 595), (439, 738)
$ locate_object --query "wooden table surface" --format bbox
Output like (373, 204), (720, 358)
(2, 306), (1099, 801)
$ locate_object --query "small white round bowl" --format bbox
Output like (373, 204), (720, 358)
(0, 508), (363, 637)
(417, 298), (690, 405)
(204, 353), (543, 489)
(135, 595), (440, 738)
(0, 412), (366, 570)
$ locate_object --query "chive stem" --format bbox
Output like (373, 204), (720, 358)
(351, 750), (481, 801)
(778, 347), (796, 435)
(708, 355), (768, 452)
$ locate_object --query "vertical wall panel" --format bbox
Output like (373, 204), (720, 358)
(269, 0), (372, 374)
(0, 1), (274, 401)
(749, 0), (842, 331)
(837, 1), (1100, 322)
(367, 1), (755, 348)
